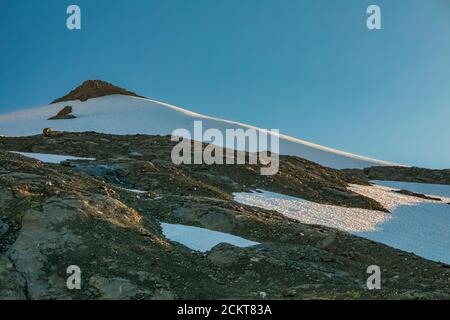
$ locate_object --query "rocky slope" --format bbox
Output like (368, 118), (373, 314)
(0, 133), (385, 211)
(0, 133), (449, 300)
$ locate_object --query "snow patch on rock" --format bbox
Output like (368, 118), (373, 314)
(9, 151), (95, 164)
(234, 183), (450, 264)
(160, 222), (260, 252)
(233, 189), (391, 233)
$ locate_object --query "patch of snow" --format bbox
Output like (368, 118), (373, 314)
(234, 185), (450, 264)
(0, 95), (399, 169)
(372, 180), (450, 200)
(9, 151), (95, 164)
(160, 222), (260, 252)
(233, 189), (391, 233)
(348, 184), (447, 211)
(129, 151), (143, 157)
(351, 182), (450, 264)
(357, 203), (450, 264)
(118, 187), (147, 194)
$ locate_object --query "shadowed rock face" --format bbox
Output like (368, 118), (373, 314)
(48, 106), (76, 120)
(51, 80), (145, 104)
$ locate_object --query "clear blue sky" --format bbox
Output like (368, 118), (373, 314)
(1, 0), (449, 168)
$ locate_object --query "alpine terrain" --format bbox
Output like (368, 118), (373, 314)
(0, 80), (449, 300)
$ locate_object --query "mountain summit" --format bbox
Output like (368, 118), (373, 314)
(51, 80), (145, 104)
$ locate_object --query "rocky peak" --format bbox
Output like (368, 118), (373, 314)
(51, 80), (145, 104)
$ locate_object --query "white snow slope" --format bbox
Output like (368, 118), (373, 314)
(0, 94), (400, 169)
(160, 222), (260, 252)
(234, 183), (450, 264)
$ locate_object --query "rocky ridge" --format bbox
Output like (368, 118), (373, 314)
(344, 166), (450, 185)
(51, 80), (145, 104)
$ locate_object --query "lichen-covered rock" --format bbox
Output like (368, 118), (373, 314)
(89, 276), (151, 300)
(0, 255), (27, 300)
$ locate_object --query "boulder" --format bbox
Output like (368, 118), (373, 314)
(48, 106), (76, 120)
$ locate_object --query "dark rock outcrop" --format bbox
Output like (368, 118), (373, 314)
(394, 190), (442, 201)
(48, 106), (76, 120)
(51, 80), (145, 104)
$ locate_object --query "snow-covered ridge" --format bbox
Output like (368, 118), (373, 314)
(0, 94), (401, 169)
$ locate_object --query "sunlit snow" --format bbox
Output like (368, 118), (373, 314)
(233, 189), (391, 233)
(0, 95), (399, 169)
